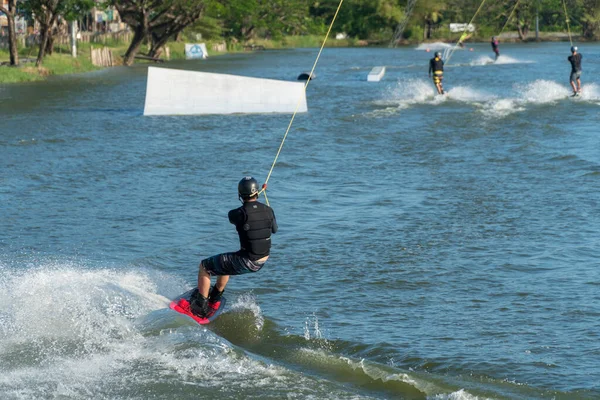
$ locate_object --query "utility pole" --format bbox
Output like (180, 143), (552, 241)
(535, 10), (540, 42)
(70, 20), (78, 57)
(535, 5), (539, 41)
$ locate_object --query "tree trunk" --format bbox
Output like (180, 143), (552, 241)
(0, 0), (18, 66)
(46, 34), (55, 55)
(123, 27), (146, 66)
(36, 28), (49, 67)
(148, 28), (185, 58)
(6, 13), (19, 65)
(148, 37), (169, 59)
(516, 10), (529, 41)
(582, 0), (600, 39)
(517, 24), (529, 40)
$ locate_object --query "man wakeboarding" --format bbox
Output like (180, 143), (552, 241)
(189, 176), (278, 318)
(568, 46), (582, 96)
(491, 37), (500, 61)
(429, 52), (445, 95)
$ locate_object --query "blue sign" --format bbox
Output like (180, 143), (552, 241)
(189, 45), (204, 57)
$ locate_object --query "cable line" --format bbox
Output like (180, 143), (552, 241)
(444, 0), (489, 65)
(390, 0), (419, 48)
(498, 0), (521, 37)
(561, 0), (573, 46)
(258, 0), (346, 206)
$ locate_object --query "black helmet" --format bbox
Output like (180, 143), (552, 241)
(238, 176), (259, 199)
(435, 51), (441, 58)
(571, 46), (578, 53)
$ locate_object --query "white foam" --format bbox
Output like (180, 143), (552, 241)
(518, 79), (571, 103)
(495, 55), (532, 65)
(303, 313), (324, 340)
(445, 86), (496, 103)
(577, 83), (600, 101)
(480, 98), (525, 118)
(372, 78), (436, 112)
(428, 388), (495, 400)
(415, 42), (452, 51)
(229, 292), (265, 331)
(0, 261), (326, 399)
(470, 55), (532, 66)
(371, 78), (596, 119)
(370, 80), (500, 117)
(470, 56), (496, 66)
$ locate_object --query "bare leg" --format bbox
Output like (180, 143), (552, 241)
(197, 264), (211, 298)
(570, 81), (577, 93)
(577, 78), (581, 92)
(215, 275), (229, 292)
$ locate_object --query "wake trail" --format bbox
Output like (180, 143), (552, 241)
(369, 79), (600, 118)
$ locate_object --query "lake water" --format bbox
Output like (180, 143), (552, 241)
(1, 42), (599, 399)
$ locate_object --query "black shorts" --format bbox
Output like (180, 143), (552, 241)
(570, 71), (581, 83)
(201, 251), (265, 276)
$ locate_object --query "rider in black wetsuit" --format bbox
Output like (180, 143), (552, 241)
(491, 37), (500, 60)
(568, 46), (582, 95)
(429, 52), (445, 95)
(190, 176), (278, 317)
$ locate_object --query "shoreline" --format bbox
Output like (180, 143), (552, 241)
(0, 33), (592, 84)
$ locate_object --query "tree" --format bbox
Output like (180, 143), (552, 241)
(112, 0), (208, 66)
(216, 0), (313, 41)
(22, 0), (62, 66)
(22, 0), (93, 66)
(581, 0), (600, 38)
(424, 9), (443, 39)
(0, 0), (19, 66)
(215, 0), (263, 40)
(336, 0), (403, 39)
(147, 1), (208, 58)
(515, 1), (533, 40)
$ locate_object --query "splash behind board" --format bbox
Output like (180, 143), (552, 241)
(169, 288), (227, 325)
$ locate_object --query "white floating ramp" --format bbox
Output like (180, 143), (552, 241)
(143, 67), (308, 116)
(367, 66), (386, 82)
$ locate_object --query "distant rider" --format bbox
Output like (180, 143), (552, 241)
(568, 46), (582, 96)
(190, 176), (278, 318)
(429, 51), (445, 95)
(491, 37), (500, 60)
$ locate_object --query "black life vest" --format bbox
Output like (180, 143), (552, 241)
(431, 57), (444, 73)
(236, 202), (274, 260)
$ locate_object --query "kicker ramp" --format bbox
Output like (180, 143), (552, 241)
(144, 67), (308, 116)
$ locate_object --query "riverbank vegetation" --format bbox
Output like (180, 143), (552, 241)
(197, 0), (600, 43)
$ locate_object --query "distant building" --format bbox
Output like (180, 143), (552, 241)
(0, 0), (27, 36)
(0, 0), (8, 33)
(85, 2), (126, 32)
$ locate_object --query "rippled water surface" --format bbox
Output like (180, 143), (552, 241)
(1, 42), (600, 399)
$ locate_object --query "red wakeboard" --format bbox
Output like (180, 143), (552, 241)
(169, 289), (227, 325)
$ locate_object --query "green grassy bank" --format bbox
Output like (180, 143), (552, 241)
(0, 39), (231, 84)
(0, 35), (360, 84)
(0, 44), (100, 84)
